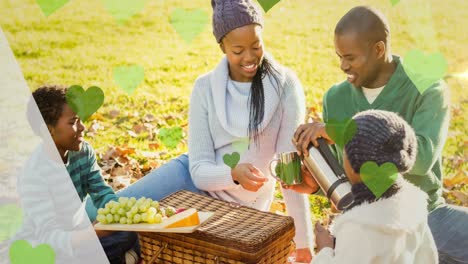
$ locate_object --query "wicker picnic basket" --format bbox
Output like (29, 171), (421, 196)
(139, 190), (295, 264)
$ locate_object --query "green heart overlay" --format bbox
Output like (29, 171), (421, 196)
(232, 137), (249, 154)
(390, 0), (400, 6)
(66, 85), (104, 121)
(402, 49), (448, 95)
(10, 240), (55, 264)
(158, 127), (183, 149)
(113, 65), (145, 95)
(274, 161), (302, 185)
(325, 118), (357, 149)
(36, 0), (70, 17)
(360, 161), (398, 198)
(102, 0), (148, 23)
(257, 0), (281, 12)
(0, 204), (23, 243)
(170, 8), (209, 44)
(223, 152), (240, 169)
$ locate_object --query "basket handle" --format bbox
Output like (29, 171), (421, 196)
(147, 242), (168, 264)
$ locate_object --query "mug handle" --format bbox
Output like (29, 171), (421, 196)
(269, 158), (282, 182)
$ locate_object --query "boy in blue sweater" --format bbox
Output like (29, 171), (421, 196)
(21, 85), (139, 263)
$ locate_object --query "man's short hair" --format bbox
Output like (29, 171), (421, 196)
(335, 6), (391, 46)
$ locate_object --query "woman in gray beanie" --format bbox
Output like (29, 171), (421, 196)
(187, 0), (313, 261)
(311, 110), (438, 263)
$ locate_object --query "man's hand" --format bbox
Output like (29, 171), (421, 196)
(232, 163), (268, 192)
(293, 122), (334, 156)
(314, 222), (335, 252)
(282, 165), (320, 194)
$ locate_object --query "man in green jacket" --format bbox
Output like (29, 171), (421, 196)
(291, 6), (468, 263)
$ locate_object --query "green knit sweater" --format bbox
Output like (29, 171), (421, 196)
(323, 56), (450, 211)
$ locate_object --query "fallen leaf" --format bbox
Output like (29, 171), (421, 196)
(103, 147), (119, 160)
(144, 123), (155, 140)
(110, 166), (129, 176)
(450, 190), (468, 205)
(112, 175), (131, 188)
(102, 172), (111, 181)
(143, 114), (155, 122)
(143, 123), (154, 129)
(164, 114), (177, 122)
(269, 200), (286, 213)
(148, 143), (160, 150)
(88, 112), (105, 121)
(145, 160), (159, 170)
(127, 130), (137, 138)
(114, 156), (130, 166)
(88, 121), (101, 133)
(100, 160), (117, 171)
(306, 105), (322, 122)
(109, 109), (120, 119)
(115, 146), (135, 156)
(128, 111), (140, 118)
(444, 171), (468, 187)
(132, 124), (145, 134)
(86, 131), (96, 138)
(140, 151), (160, 159)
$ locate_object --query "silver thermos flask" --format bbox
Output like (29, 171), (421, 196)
(302, 138), (354, 211)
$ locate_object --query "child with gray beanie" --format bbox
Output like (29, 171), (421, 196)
(312, 110), (438, 264)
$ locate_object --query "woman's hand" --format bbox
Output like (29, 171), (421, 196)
(282, 165), (320, 194)
(231, 163), (268, 192)
(314, 222), (335, 252)
(293, 122), (334, 156)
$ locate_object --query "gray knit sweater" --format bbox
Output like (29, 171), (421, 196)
(188, 55), (313, 249)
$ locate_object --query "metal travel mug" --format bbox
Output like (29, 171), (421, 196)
(302, 139), (354, 211)
(269, 152), (303, 185)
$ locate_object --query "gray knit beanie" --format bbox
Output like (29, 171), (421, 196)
(344, 110), (417, 174)
(211, 0), (264, 43)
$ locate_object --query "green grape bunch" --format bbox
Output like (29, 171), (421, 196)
(96, 197), (177, 225)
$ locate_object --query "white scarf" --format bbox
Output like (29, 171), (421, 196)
(209, 54), (287, 138)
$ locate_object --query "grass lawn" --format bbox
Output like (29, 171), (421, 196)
(0, 0), (467, 219)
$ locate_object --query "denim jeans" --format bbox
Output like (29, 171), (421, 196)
(428, 204), (468, 263)
(85, 154), (203, 222)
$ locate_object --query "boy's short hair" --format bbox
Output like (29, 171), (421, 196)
(27, 85), (68, 136)
(344, 110), (417, 174)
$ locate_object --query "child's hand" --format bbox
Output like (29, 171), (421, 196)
(231, 163), (268, 192)
(290, 247), (312, 263)
(314, 222), (335, 252)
